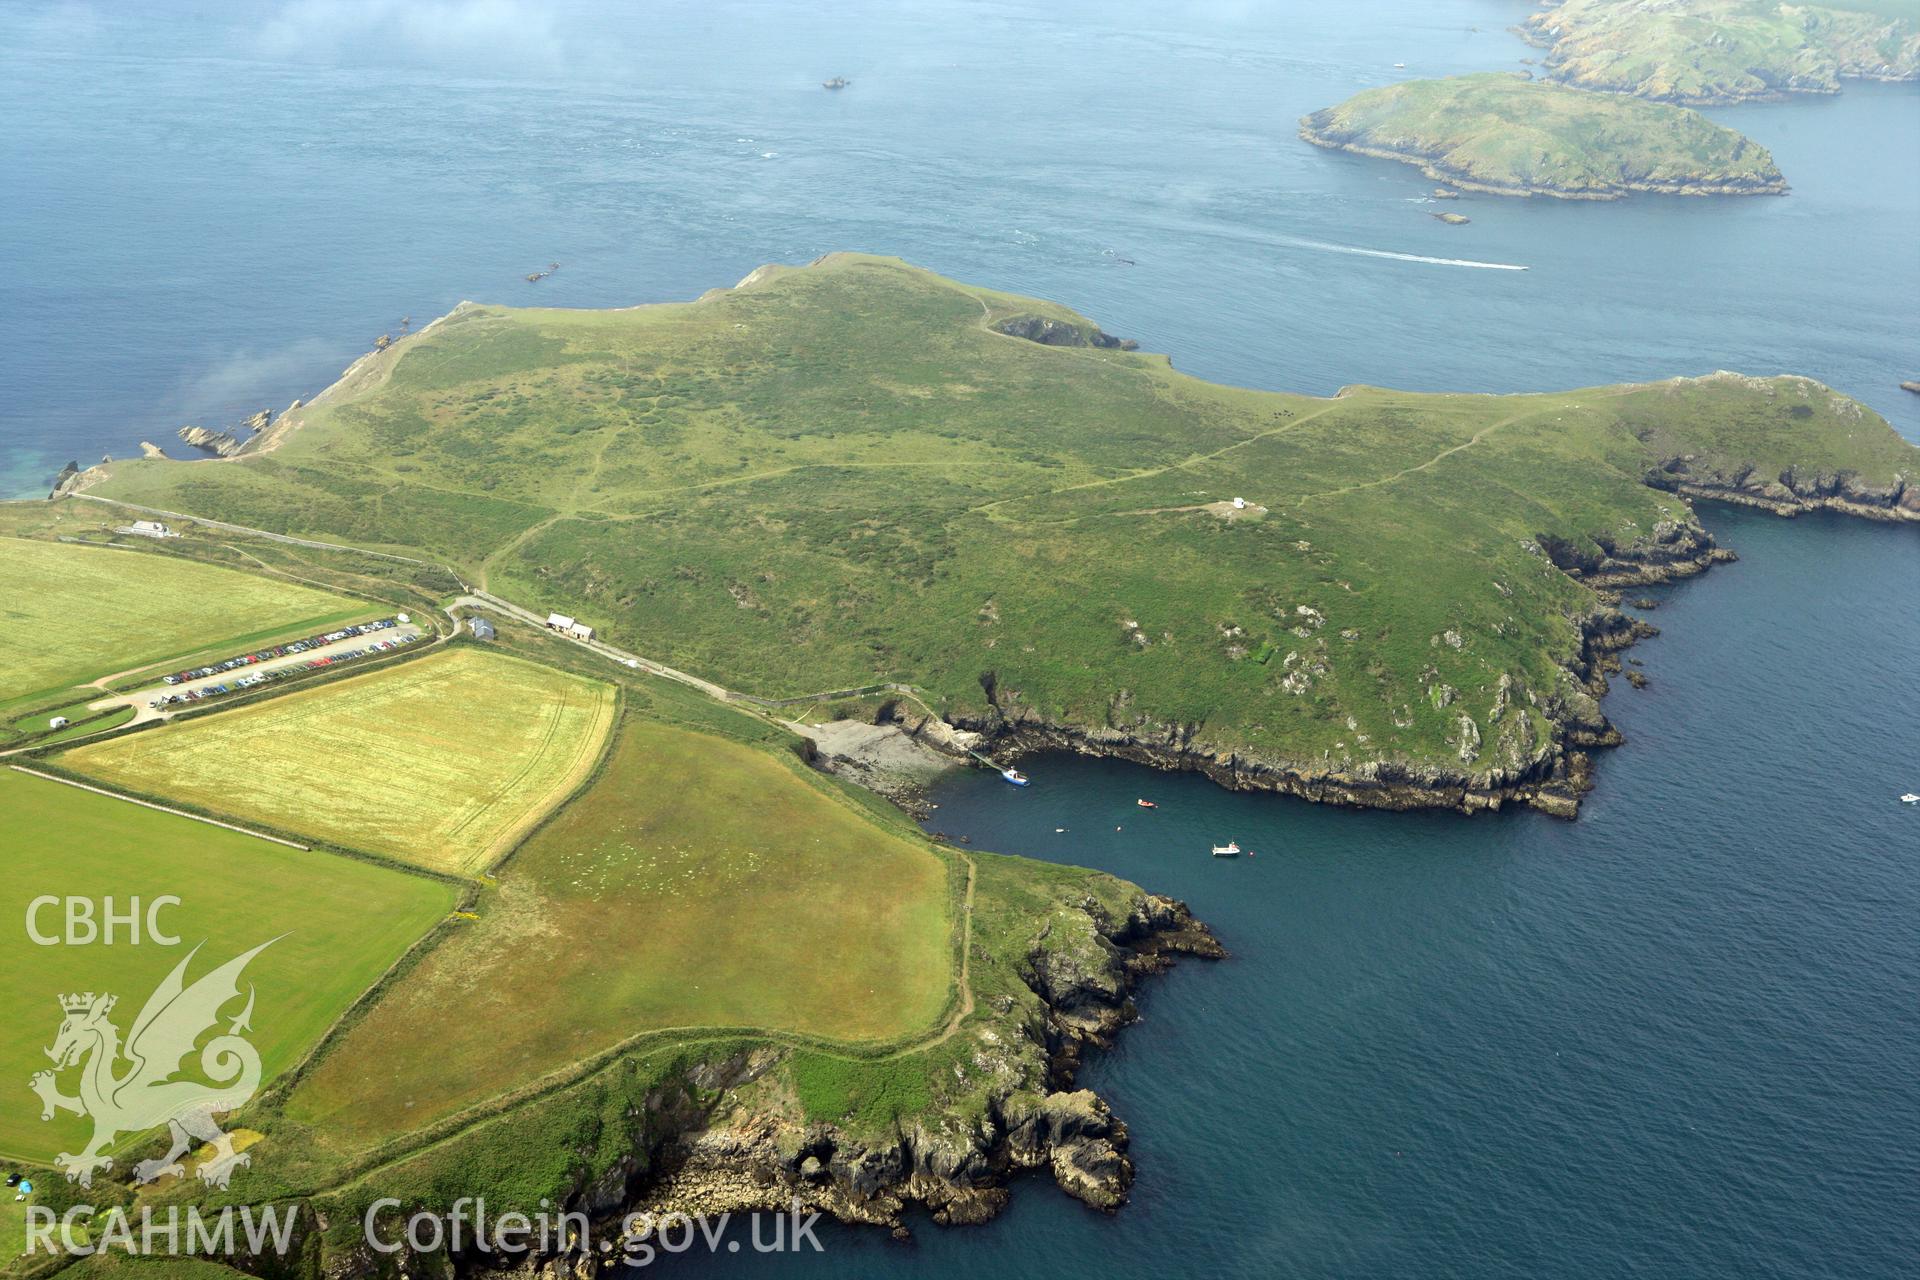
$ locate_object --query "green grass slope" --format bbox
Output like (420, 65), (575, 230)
(76, 255), (1920, 803)
(280, 712), (953, 1156)
(1523, 0), (1920, 104)
(1299, 73), (1786, 198)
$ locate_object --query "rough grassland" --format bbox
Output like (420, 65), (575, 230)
(0, 537), (358, 706)
(1524, 0), (1920, 104)
(58, 648), (616, 874)
(80, 254), (1919, 786)
(281, 715), (952, 1153)
(1300, 73), (1785, 198)
(57, 1254), (255, 1280)
(0, 769), (455, 1164)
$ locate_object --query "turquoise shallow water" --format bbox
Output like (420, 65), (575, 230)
(3, 2), (1917, 1275)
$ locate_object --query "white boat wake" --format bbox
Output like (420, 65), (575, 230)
(1281, 235), (1529, 271)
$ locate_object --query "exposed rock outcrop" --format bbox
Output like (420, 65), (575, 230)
(796, 717), (960, 813)
(992, 314), (1139, 351)
(172, 408), (275, 457)
(177, 425), (247, 457)
(949, 698), (1589, 820)
(1645, 455), (1920, 522)
(1534, 511), (1736, 588)
(138, 440), (169, 460)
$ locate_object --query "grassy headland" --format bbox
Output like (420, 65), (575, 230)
(7, 250), (1913, 1266)
(66, 255), (1919, 815)
(1522, 0), (1920, 104)
(1299, 73), (1787, 198)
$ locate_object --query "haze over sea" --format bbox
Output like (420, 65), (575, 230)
(4, 2), (1917, 1276)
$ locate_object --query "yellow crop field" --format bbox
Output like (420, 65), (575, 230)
(59, 647), (616, 873)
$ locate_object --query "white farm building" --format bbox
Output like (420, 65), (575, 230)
(545, 612), (594, 642)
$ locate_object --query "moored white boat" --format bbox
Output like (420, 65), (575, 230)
(1001, 767), (1030, 786)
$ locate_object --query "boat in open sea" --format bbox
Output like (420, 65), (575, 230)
(1137, 798), (1157, 809)
(1211, 841), (1241, 857)
(1902, 792), (1919, 804)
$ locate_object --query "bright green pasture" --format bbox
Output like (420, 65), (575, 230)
(0, 768), (457, 1165)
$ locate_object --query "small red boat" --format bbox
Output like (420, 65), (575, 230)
(1137, 799), (1157, 809)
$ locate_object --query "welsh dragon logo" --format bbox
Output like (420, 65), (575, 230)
(30, 940), (275, 1189)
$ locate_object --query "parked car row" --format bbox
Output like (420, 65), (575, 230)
(148, 628), (418, 709)
(159, 617), (405, 686)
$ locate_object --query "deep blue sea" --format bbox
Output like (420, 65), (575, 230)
(3, 2), (1917, 1276)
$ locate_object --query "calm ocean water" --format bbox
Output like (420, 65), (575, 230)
(3, 1), (1916, 1275)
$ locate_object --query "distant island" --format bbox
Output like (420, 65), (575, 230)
(63, 255), (1917, 818)
(1300, 73), (1787, 199)
(1522, 0), (1920, 104)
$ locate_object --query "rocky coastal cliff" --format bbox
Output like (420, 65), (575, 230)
(627, 893), (1221, 1234)
(1645, 456), (1920, 522)
(121, 878), (1217, 1280)
(992, 314), (1139, 350)
(808, 477), (1909, 825)
(177, 425), (249, 457)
